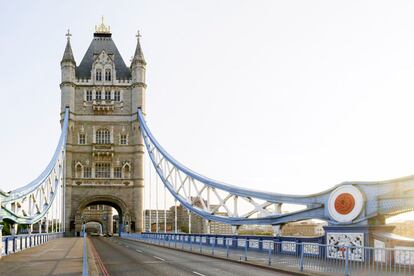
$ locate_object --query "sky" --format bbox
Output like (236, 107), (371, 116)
(2, 1), (414, 219)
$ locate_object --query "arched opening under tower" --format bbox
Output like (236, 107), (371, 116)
(74, 196), (133, 237)
(85, 221), (103, 236)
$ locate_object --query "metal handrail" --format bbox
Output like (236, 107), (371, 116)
(121, 232), (414, 276)
(82, 225), (88, 276)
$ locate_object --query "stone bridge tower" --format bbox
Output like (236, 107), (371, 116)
(60, 20), (146, 235)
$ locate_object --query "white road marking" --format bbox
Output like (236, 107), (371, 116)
(126, 245), (129, 248)
(153, 256), (165, 261)
(135, 249), (143, 253)
(193, 272), (206, 276)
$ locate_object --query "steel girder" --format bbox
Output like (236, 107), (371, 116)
(137, 109), (414, 225)
(0, 108), (69, 225)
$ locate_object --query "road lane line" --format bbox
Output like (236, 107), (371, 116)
(193, 272), (206, 276)
(135, 249), (143, 253)
(89, 238), (110, 276)
(153, 256), (165, 261)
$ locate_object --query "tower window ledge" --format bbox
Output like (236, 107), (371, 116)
(92, 99), (115, 112)
(92, 144), (114, 157)
(116, 79), (131, 84)
(76, 78), (91, 84)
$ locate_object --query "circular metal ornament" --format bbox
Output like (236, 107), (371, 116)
(328, 185), (364, 223)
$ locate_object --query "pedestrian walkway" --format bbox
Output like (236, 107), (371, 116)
(0, 237), (84, 276)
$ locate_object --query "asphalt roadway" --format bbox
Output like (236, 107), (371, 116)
(90, 236), (292, 276)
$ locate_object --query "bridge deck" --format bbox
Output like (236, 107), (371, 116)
(0, 237), (84, 276)
(90, 236), (292, 275)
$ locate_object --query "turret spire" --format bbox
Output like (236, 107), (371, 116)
(132, 30), (146, 65)
(61, 29), (75, 63)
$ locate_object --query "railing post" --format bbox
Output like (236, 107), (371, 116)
(345, 246), (349, 276)
(5, 237), (8, 255)
(226, 240), (230, 258)
(0, 224), (3, 259)
(199, 236), (202, 253)
(299, 243), (304, 271)
(182, 236), (184, 250)
(82, 231), (88, 276)
(268, 243), (272, 266)
(244, 239), (248, 261)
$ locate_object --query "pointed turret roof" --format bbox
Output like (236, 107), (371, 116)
(132, 31), (146, 65)
(61, 30), (75, 63)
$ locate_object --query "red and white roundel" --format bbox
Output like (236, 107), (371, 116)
(328, 185), (364, 223)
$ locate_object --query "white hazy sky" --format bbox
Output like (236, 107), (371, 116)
(2, 1), (414, 213)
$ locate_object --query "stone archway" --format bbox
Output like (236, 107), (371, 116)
(74, 195), (132, 236)
(84, 221), (104, 235)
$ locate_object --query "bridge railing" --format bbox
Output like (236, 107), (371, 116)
(121, 232), (414, 276)
(81, 226), (88, 276)
(1, 232), (63, 256)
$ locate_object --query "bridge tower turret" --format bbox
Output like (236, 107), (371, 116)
(60, 30), (76, 112)
(131, 31), (146, 113)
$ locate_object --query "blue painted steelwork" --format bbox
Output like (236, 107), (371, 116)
(0, 108), (69, 224)
(1, 232), (63, 256)
(137, 108), (414, 225)
(82, 224), (88, 276)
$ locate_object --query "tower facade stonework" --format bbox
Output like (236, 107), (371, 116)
(60, 23), (146, 235)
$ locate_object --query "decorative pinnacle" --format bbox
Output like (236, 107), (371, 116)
(66, 29), (72, 41)
(95, 16), (111, 34)
(136, 30), (142, 39)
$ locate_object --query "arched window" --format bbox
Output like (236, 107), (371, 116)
(105, 90), (111, 100)
(114, 91), (121, 101)
(96, 69), (102, 81)
(75, 162), (83, 178)
(123, 163), (131, 178)
(79, 133), (86, 144)
(96, 128), (111, 144)
(105, 69), (111, 81)
(95, 90), (102, 100)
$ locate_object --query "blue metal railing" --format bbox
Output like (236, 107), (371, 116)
(82, 225), (88, 276)
(1, 108), (70, 225)
(1, 232), (63, 256)
(120, 232), (414, 276)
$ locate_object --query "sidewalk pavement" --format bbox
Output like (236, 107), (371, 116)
(0, 237), (84, 276)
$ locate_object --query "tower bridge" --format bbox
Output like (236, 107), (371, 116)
(1, 21), (414, 275)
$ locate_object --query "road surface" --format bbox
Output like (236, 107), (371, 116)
(90, 237), (293, 276)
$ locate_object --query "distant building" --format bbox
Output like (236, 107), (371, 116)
(239, 225), (274, 236)
(209, 219), (233, 234)
(144, 209), (173, 232)
(173, 197), (233, 234)
(144, 197), (232, 234)
(281, 220), (326, 237)
(390, 221), (414, 237)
